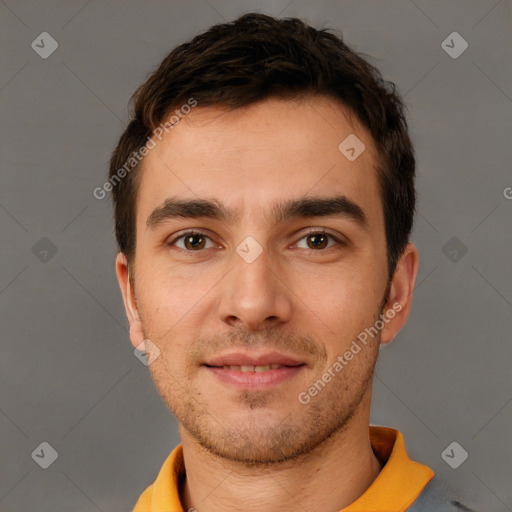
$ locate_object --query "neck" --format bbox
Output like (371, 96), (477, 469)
(178, 398), (382, 512)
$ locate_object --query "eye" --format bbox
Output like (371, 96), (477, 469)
(167, 229), (347, 253)
(168, 231), (216, 251)
(295, 230), (346, 251)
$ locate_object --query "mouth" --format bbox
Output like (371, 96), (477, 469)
(202, 351), (307, 390)
(204, 363), (300, 372)
(203, 350), (306, 368)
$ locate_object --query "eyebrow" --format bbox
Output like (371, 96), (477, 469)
(145, 195), (368, 230)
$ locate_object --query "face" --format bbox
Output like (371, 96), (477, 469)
(116, 95), (418, 465)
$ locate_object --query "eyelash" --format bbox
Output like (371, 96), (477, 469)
(167, 229), (347, 253)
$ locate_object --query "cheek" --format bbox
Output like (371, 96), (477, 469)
(137, 262), (214, 320)
(295, 259), (378, 308)
(135, 280), (192, 361)
(294, 267), (374, 322)
(292, 264), (383, 349)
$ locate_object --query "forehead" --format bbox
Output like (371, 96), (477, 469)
(135, 95), (383, 231)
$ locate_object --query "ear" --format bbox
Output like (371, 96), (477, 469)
(380, 242), (419, 345)
(115, 252), (145, 349)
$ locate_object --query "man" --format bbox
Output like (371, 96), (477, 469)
(109, 12), (477, 512)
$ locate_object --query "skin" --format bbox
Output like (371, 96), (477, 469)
(116, 95), (419, 512)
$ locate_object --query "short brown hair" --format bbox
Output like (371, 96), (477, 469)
(108, 12), (415, 279)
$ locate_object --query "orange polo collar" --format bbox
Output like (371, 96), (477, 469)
(132, 425), (434, 512)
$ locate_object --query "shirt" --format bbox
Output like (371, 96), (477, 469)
(132, 425), (470, 512)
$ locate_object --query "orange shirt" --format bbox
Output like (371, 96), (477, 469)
(132, 425), (435, 512)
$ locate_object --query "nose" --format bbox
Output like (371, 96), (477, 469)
(217, 242), (293, 331)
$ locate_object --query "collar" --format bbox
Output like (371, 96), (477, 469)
(343, 426), (434, 511)
(133, 426), (434, 512)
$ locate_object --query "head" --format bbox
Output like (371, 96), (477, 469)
(111, 13), (418, 465)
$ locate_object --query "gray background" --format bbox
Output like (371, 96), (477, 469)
(1, 0), (511, 511)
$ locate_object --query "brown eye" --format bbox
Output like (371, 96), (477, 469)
(296, 229), (348, 254)
(306, 233), (329, 250)
(183, 233), (206, 250)
(169, 231), (214, 251)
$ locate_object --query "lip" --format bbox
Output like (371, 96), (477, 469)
(202, 350), (306, 391)
(203, 350), (305, 368)
(204, 365), (306, 390)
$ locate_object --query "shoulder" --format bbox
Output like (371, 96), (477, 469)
(407, 475), (479, 512)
